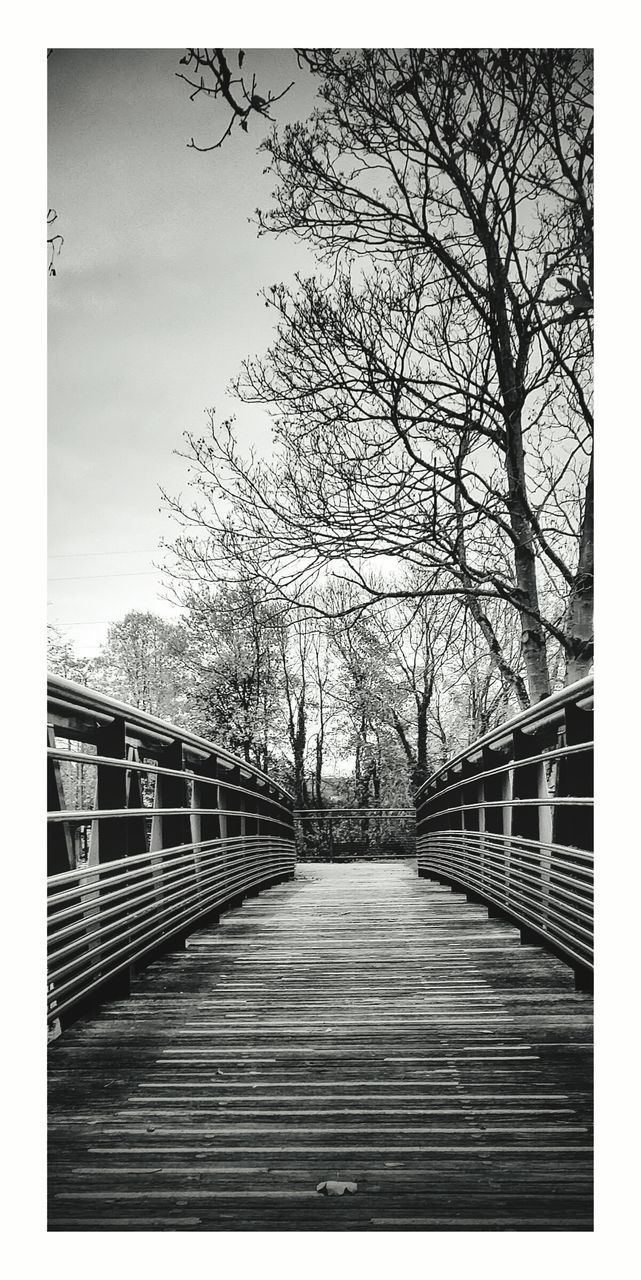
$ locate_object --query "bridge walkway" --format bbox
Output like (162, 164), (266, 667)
(48, 861), (593, 1232)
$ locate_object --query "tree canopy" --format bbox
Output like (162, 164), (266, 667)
(172, 48), (593, 708)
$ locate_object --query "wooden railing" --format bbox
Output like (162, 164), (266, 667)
(47, 675), (296, 1029)
(415, 677), (594, 988)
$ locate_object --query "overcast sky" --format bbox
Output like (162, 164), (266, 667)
(48, 48), (316, 655)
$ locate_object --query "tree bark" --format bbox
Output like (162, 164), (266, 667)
(505, 460), (552, 702)
(290, 697), (308, 807)
(391, 710), (415, 765)
(453, 459), (531, 710)
(314, 732), (324, 809)
(498, 363), (551, 701)
(565, 450), (594, 682)
(484, 235), (551, 704)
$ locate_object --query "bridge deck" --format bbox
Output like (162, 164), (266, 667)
(48, 862), (593, 1231)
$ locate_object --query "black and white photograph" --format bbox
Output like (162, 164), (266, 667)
(41, 36), (598, 1242)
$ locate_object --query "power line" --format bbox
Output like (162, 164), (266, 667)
(47, 573), (157, 583)
(52, 615), (179, 626)
(48, 548), (158, 559)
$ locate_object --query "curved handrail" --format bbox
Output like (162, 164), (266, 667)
(47, 674), (296, 1032)
(415, 676), (593, 986)
(416, 675), (593, 798)
(48, 673), (294, 802)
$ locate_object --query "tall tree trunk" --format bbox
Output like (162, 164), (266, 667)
(290, 697), (308, 807)
(315, 666), (325, 808)
(501, 398), (551, 702)
(488, 250), (551, 703)
(565, 450), (594, 683)
(411, 693), (430, 793)
(372, 736), (381, 804)
(416, 694), (428, 769)
(355, 722), (371, 851)
(314, 731), (324, 809)
(392, 710), (415, 766)
(453, 456), (530, 711)
(293, 743), (307, 807)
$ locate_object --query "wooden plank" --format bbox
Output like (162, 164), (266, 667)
(48, 862), (593, 1232)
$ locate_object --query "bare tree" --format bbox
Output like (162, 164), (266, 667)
(175, 50), (592, 701)
(250, 48), (593, 698)
(231, 260), (582, 702)
(177, 49), (294, 151)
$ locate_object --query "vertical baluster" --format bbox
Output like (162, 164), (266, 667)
(553, 703), (593, 852)
(149, 739), (192, 936)
(265, 784), (276, 861)
(239, 770), (248, 853)
(287, 790), (296, 874)
(154, 740), (192, 849)
(552, 701), (594, 990)
(190, 773), (203, 906)
(125, 746), (148, 858)
(537, 756), (553, 928)
(47, 724), (73, 1036)
(478, 776), (486, 894)
(121, 745), (151, 973)
(482, 745), (509, 916)
(512, 728), (544, 943)
(88, 716), (129, 1000)
(461, 757), (480, 898)
(218, 778), (229, 843)
(452, 765), (465, 890)
(418, 786), (430, 877)
(242, 772), (260, 895)
(502, 748), (514, 909)
(47, 726), (75, 874)
(217, 762), (240, 902)
(255, 779), (263, 847)
(196, 754), (222, 922)
(221, 764), (241, 838)
(89, 718), (127, 863)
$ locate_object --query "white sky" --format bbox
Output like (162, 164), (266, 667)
(48, 48), (316, 654)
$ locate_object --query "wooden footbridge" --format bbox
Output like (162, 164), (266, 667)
(47, 675), (593, 1232)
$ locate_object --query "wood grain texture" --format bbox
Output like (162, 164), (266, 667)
(48, 861), (593, 1232)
